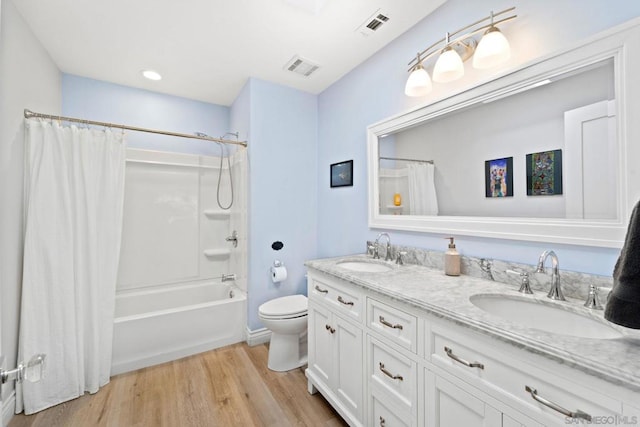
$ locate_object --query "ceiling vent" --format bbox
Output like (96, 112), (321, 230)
(284, 55), (320, 77)
(357, 9), (390, 36)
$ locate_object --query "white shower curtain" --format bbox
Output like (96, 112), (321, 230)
(407, 163), (438, 215)
(17, 119), (126, 414)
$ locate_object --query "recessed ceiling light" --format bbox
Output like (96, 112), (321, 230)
(284, 0), (328, 15)
(142, 70), (162, 81)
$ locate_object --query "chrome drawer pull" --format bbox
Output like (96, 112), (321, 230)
(444, 346), (485, 369)
(379, 315), (403, 330)
(525, 386), (592, 421)
(314, 285), (328, 294)
(325, 324), (335, 334)
(337, 296), (354, 306)
(379, 416), (386, 426)
(379, 362), (403, 381)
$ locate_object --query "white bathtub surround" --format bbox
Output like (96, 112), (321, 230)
(18, 119), (126, 414)
(113, 148), (248, 374)
(111, 282), (246, 375)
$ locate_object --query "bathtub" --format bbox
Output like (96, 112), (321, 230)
(111, 281), (246, 375)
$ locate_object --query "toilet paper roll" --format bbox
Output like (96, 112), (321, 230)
(271, 265), (288, 283)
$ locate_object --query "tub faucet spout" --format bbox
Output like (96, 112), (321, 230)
(536, 250), (565, 301)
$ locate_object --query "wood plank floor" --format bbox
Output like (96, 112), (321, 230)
(8, 343), (348, 427)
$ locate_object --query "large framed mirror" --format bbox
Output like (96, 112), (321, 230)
(367, 20), (640, 248)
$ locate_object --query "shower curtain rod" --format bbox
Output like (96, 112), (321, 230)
(23, 109), (248, 147)
(380, 156), (434, 164)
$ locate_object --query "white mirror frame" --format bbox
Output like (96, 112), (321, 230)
(368, 18), (640, 248)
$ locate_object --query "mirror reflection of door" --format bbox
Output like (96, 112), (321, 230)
(564, 100), (617, 220)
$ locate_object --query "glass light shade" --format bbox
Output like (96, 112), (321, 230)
(473, 27), (511, 69)
(404, 65), (432, 97)
(433, 47), (464, 83)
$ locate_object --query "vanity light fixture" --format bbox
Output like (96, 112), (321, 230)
(404, 53), (432, 96)
(473, 11), (512, 69)
(432, 33), (466, 83)
(405, 7), (516, 97)
(142, 70), (162, 81)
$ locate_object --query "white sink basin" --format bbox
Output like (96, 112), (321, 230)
(470, 294), (623, 339)
(337, 260), (392, 273)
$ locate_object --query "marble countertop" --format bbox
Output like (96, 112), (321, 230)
(305, 254), (640, 392)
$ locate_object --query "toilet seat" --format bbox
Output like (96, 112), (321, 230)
(259, 295), (307, 319)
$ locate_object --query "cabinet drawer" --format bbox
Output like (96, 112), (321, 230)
(368, 297), (417, 352)
(371, 390), (412, 427)
(309, 275), (362, 322)
(369, 336), (417, 411)
(428, 322), (622, 424)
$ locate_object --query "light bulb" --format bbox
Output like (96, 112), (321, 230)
(473, 27), (511, 69)
(433, 47), (464, 83)
(404, 65), (432, 97)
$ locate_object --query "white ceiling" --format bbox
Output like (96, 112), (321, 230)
(13, 0), (446, 106)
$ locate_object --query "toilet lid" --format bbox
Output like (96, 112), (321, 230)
(259, 294), (308, 318)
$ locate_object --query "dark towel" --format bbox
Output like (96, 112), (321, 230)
(605, 200), (640, 329)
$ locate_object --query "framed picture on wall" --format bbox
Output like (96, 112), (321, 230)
(526, 149), (563, 195)
(330, 160), (353, 188)
(485, 157), (513, 198)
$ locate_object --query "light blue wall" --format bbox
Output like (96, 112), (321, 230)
(317, 0), (640, 276)
(63, 74), (319, 332)
(245, 78), (318, 330)
(230, 79), (251, 147)
(62, 74), (230, 156)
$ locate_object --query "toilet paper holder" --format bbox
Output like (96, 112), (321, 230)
(274, 260), (284, 267)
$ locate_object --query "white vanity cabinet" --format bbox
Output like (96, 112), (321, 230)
(307, 272), (364, 426)
(427, 318), (626, 426)
(426, 370), (504, 427)
(306, 267), (639, 427)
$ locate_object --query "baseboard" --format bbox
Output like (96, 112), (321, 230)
(2, 390), (16, 427)
(246, 327), (271, 346)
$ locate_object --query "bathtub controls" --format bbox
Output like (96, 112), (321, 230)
(226, 230), (238, 248)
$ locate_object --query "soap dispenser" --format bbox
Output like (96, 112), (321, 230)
(444, 237), (461, 276)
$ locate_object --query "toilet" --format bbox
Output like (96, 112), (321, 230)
(258, 294), (308, 372)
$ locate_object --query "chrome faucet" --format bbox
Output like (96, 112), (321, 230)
(584, 284), (603, 310)
(536, 250), (565, 301)
(374, 233), (392, 261)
